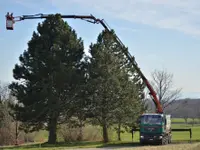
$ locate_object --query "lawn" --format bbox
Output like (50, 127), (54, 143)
(2, 120), (200, 150)
(110, 123), (200, 142)
(171, 118), (200, 123)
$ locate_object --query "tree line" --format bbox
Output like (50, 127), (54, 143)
(0, 14), (181, 145)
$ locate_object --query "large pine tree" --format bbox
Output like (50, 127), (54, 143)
(87, 30), (145, 142)
(104, 30), (145, 140)
(9, 14), (85, 144)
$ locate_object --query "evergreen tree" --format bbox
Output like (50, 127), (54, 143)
(87, 31), (121, 143)
(112, 71), (144, 141)
(98, 30), (145, 141)
(9, 14), (85, 144)
(87, 30), (145, 142)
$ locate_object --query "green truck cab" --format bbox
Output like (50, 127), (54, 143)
(139, 113), (172, 145)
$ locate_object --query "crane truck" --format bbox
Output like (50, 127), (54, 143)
(6, 12), (171, 145)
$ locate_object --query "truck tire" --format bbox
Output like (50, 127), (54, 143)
(163, 138), (166, 145)
(165, 137), (168, 145)
(161, 136), (167, 145)
(159, 139), (164, 145)
(168, 135), (172, 144)
(140, 140), (144, 145)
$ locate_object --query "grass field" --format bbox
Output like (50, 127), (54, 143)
(110, 123), (200, 142)
(2, 118), (200, 150)
(171, 118), (200, 123)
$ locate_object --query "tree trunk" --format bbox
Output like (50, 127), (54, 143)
(102, 123), (108, 143)
(192, 119), (195, 126)
(15, 121), (19, 145)
(48, 113), (58, 144)
(117, 122), (121, 141)
(77, 118), (83, 141)
(78, 126), (83, 141)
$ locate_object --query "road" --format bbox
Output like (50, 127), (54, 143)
(66, 147), (135, 150)
(65, 143), (200, 150)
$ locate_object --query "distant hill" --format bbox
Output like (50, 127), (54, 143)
(144, 98), (200, 118)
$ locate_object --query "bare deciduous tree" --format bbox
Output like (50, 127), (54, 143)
(184, 116), (188, 124)
(0, 81), (15, 145)
(150, 69), (181, 110)
(195, 109), (200, 124)
(0, 81), (10, 102)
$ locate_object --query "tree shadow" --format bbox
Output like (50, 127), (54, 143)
(2, 141), (142, 149)
(3, 140), (200, 149)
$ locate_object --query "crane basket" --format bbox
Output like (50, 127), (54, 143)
(6, 13), (15, 30)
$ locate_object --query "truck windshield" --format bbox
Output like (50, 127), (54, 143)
(140, 115), (162, 125)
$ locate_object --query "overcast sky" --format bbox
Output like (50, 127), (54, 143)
(0, 0), (200, 98)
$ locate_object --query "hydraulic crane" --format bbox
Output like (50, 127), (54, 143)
(6, 12), (173, 145)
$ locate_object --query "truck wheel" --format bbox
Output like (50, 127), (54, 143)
(162, 137), (167, 145)
(162, 138), (166, 145)
(168, 136), (171, 144)
(165, 137), (168, 145)
(159, 139), (164, 145)
(140, 140), (144, 145)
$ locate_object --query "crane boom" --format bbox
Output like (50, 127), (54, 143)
(6, 13), (163, 113)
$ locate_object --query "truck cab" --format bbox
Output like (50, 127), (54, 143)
(139, 113), (171, 145)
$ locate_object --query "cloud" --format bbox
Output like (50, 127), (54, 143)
(114, 27), (138, 33)
(50, 0), (200, 36)
(13, 0), (41, 8)
(11, 0), (50, 11)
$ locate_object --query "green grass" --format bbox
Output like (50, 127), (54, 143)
(171, 124), (200, 141)
(110, 123), (200, 143)
(172, 118), (200, 123)
(2, 121), (200, 150)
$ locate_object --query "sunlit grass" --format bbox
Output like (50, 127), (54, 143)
(2, 119), (200, 150)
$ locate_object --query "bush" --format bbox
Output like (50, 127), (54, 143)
(58, 124), (80, 142)
(57, 124), (103, 142)
(0, 121), (39, 146)
(82, 125), (102, 141)
(23, 132), (36, 143)
(0, 127), (15, 145)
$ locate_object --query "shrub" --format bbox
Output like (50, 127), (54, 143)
(57, 124), (103, 142)
(82, 125), (102, 141)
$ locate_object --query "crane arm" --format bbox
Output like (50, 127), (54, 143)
(6, 13), (163, 113)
